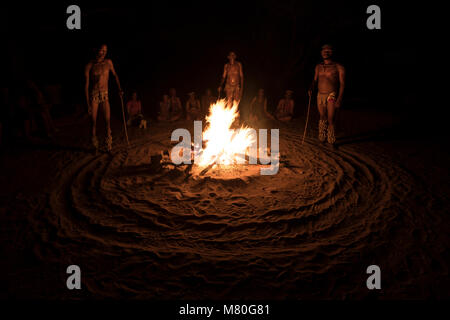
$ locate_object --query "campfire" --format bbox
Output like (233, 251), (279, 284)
(195, 99), (256, 168)
(162, 98), (279, 178)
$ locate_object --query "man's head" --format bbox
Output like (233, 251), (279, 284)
(258, 88), (264, 97)
(321, 44), (333, 60)
(131, 91), (138, 100)
(96, 44), (108, 61)
(285, 90), (293, 98)
(188, 92), (195, 99)
(227, 51), (237, 62)
(169, 88), (176, 97)
(163, 94), (169, 102)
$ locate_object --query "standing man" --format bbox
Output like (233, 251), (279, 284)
(309, 44), (345, 145)
(85, 44), (123, 152)
(218, 51), (244, 106)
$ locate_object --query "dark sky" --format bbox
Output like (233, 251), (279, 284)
(1, 1), (418, 115)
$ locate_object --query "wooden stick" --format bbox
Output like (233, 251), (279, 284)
(119, 94), (130, 146)
(302, 93), (312, 145)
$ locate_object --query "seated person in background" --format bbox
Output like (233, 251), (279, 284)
(126, 91), (146, 128)
(157, 94), (170, 121)
(186, 92), (201, 120)
(249, 88), (275, 123)
(168, 88), (183, 121)
(275, 90), (294, 122)
(12, 82), (38, 142)
(27, 79), (58, 138)
(201, 88), (216, 116)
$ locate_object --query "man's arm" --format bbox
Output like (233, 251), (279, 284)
(126, 101), (131, 115)
(336, 64), (345, 107)
(108, 60), (123, 96)
(84, 62), (92, 113)
(289, 100), (295, 115)
(264, 98), (275, 119)
(218, 64), (227, 94)
(239, 62), (244, 95)
(249, 97), (256, 113)
(308, 65), (319, 96)
(276, 99), (282, 112)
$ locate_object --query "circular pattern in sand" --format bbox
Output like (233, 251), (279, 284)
(32, 128), (430, 298)
(45, 131), (414, 257)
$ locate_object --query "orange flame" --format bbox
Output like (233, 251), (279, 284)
(196, 99), (256, 166)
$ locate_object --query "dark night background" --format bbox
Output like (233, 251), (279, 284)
(0, 1), (418, 120)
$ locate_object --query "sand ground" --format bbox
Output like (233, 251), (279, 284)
(0, 106), (449, 299)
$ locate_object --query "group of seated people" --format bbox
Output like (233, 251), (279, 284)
(124, 87), (214, 128)
(0, 78), (59, 145)
(248, 89), (295, 123)
(156, 87), (295, 123)
(125, 87), (295, 127)
(157, 88), (216, 122)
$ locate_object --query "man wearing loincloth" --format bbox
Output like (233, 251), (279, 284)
(85, 44), (123, 152)
(218, 51), (244, 106)
(309, 44), (345, 145)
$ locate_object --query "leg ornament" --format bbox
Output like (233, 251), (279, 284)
(318, 119), (327, 142)
(105, 131), (112, 152)
(327, 125), (336, 145)
(92, 135), (99, 150)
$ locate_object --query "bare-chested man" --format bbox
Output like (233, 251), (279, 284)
(186, 92), (201, 120)
(201, 89), (216, 115)
(168, 88), (183, 121)
(85, 44), (123, 152)
(275, 90), (295, 122)
(218, 51), (244, 106)
(158, 94), (170, 121)
(249, 89), (275, 123)
(309, 44), (345, 145)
